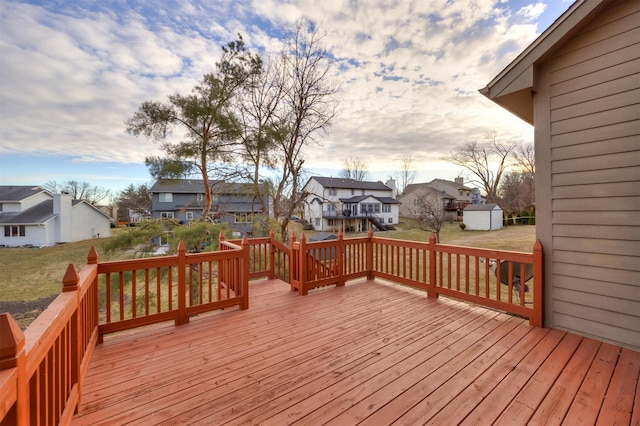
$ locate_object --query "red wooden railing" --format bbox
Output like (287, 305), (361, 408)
(0, 230), (543, 425)
(0, 235), (252, 425)
(291, 230), (543, 328)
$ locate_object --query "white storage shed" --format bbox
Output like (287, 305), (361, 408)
(463, 204), (503, 231)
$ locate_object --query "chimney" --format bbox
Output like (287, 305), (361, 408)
(53, 193), (72, 243)
(385, 179), (397, 198)
(454, 177), (464, 186)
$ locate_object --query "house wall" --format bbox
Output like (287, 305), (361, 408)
(0, 223), (48, 247)
(463, 211), (490, 231)
(71, 203), (111, 242)
(536, 0), (640, 349)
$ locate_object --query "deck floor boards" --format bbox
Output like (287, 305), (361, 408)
(72, 278), (639, 425)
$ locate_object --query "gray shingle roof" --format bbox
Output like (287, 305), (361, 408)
(0, 185), (48, 202)
(310, 177), (391, 191)
(464, 203), (501, 211)
(150, 179), (261, 195)
(0, 200), (56, 224)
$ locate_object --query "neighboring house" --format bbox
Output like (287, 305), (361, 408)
(149, 179), (269, 235)
(401, 177), (479, 221)
(303, 177), (400, 232)
(398, 185), (457, 222)
(0, 186), (112, 247)
(481, 0), (639, 349)
(425, 178), (477, 209)
(463, 204), (503, 231)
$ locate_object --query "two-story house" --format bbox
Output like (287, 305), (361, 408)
(149, 179), (269, 235)
(402, 177), (481, 221)
(0, 186), (112, 247)
(398, 186), (457, 222)
(303, 177), (400, 233)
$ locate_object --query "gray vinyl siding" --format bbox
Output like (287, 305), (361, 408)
(545, 1), (640, 349)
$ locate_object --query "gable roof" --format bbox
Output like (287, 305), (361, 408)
(309, 177), (392, 192)
(479, 0), (609, 123)
(0, 200), (56, 225)
(340, 195), (401, 204)
(150, 179), (261, 195)
(402, 182), (462, 199)
(464, 203), (501, 211)
(0, 185), (49, 202)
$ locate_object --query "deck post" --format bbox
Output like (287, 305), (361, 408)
(176, 241), (189, 325)
(289, 233), (297, 291)
(337, 231), (345, 287)
(240, 236), (250, 309)
(62, 264), (81, 413)
(299, 233), (308, 295)
(217, 232), (225, 301)
(428, 233), (438, 298)
(366, 228), (374, 280)
(531, 240), (544, 327)
(268, 229), (275, 280)
(0, 313), (29, 425)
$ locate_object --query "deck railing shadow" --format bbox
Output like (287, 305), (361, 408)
(0, 229), (542, 425)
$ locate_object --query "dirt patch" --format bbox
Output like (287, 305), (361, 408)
(1, 295), (58, 330)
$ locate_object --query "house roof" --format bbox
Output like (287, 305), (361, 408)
(340, 195), (401, 204)
(0, 185), (49, 202)
(464, 203), (501, 211)
(150, 179), (261, 195)
(0, 200), (56, 225)
(309, 177), (392, 192)
(479, 0), (609, 124)
(402, 182), (461, 199)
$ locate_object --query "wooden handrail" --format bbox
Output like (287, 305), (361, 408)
(0, 231), (544, 424)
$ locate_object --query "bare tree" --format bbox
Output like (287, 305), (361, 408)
(236, 58), (284, 213)
(511, 142), (535, 209)
(43, 180), (111, 205)
(499, 171), (530, 215)
(396, 155), (417, 195)
(445, 131), (516, 203)
(414, 188), (446, 243)
(340, 157), (369, 181)
(268, 20), (340, 240)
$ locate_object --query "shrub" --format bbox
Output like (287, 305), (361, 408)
(459, 223), (466, 230)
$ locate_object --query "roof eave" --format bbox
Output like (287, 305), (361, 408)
(479, 0), (606, 123)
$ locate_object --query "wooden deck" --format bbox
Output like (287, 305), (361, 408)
(72, 278), (640, 425)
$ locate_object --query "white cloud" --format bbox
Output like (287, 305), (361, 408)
(0, 0), (560, 184)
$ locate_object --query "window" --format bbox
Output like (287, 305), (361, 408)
(329, 188), (337, 196)
(327, 204), (336, 212)
(382, 204), (391, 213)
(235, 212), (252, 223)
(159, 193), (173, 202)
(315, 218), (320, 226)
(388, 218), (392, 224)
(197, 193), (204, 202)
(160, 212), (174, 219)
(351, 189), (355, 195)
(328, 219), (334, 226)
(4, 225), (25, 237)
(360, 203), (380, 214)
(186, 212), (194, 221)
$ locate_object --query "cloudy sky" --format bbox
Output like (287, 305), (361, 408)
(0, 0), (573, 194)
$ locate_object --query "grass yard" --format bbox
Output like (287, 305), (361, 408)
(0, 222), (536, 329)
